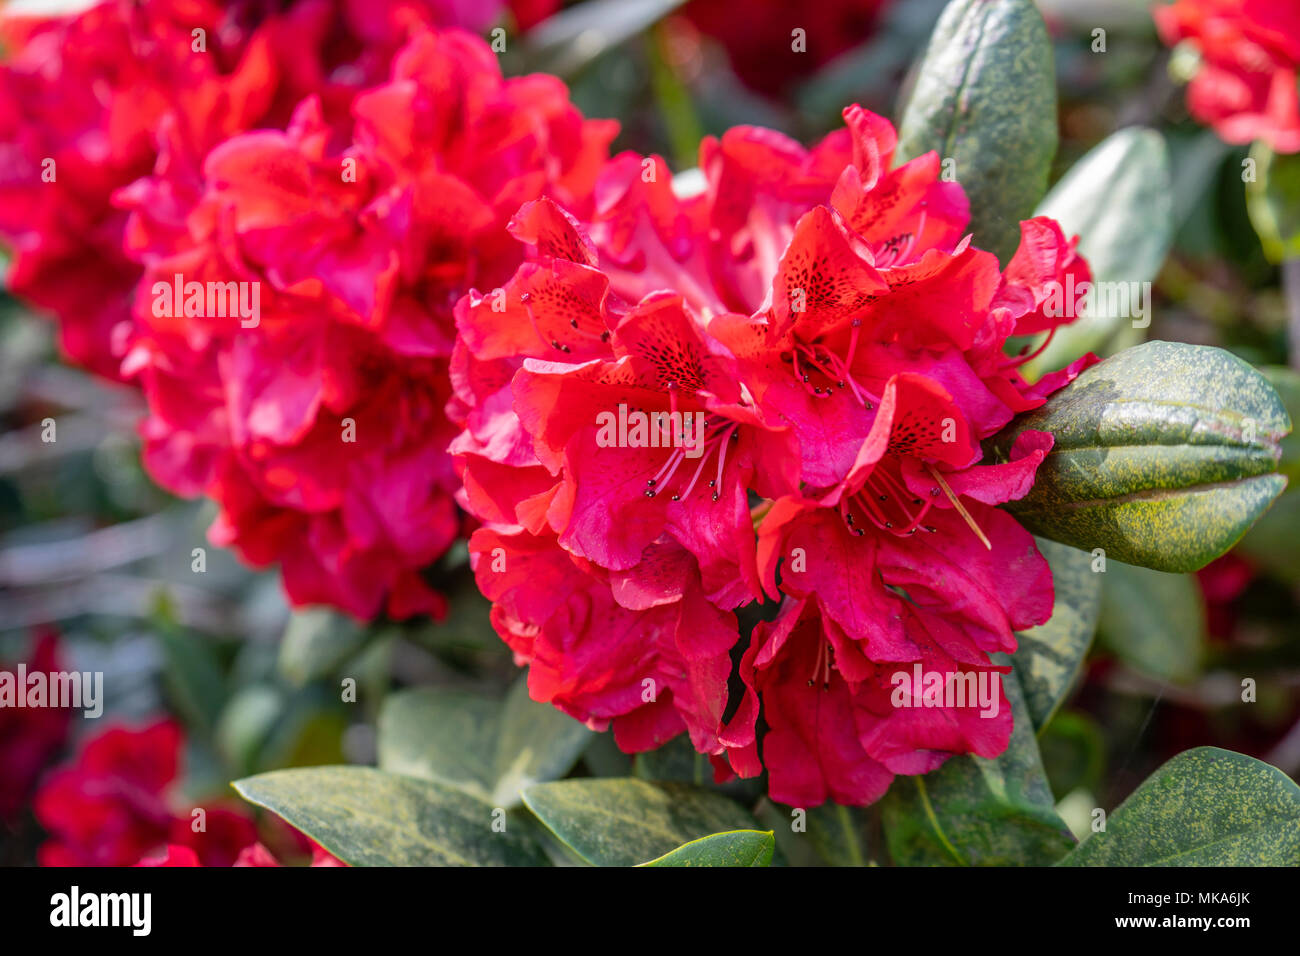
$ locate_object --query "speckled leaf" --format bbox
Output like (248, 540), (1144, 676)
(1027, 128), (1173, 375)
(990, 341), (1291, 572)
(1245, 142), (1300, 263)
(1013, 537), (1102, 730)
(521, 778), (768, 867)
(1097, 560), (1205, 683)
(378, 678), (591, 808)
(895, 0), (1056, 262)
(881, 667), (1076, 866)
(1059, 747), (1300, 865)
(638, 830), (775, 867)
(1252, 366), (1300, 483)
(233, 766), (550, 866)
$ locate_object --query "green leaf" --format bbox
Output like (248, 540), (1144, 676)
(150, 594), (226, 735)
(634, 734), (710, 784)
(1097, 560), (1205, 684)
(638, 830), (775, 867)
(1245, 141), (1300, 263)
(522, 778), (769, 867)
(805, 803), (870, 867)
(233, 766), (550, 866)
(895, 0), (1056, 262)
(1059, 747), (1300, 865)
(990, 341), (1291, 572)
(1025, 128), (1174, 375)
(881, 666), (1076, 866)
(378, 678), (591, 808)
(519, 0), (686, 77)
(278, 609), (367, 686)
(1013, 537), (1102, 730)
(1237, 488), (1300, 582)
(1257, 366), (1300, 483)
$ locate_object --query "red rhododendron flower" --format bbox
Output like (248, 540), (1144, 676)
(34, 720), (257, 866)
(0, 0), (546, 379)
(1155, 0), (1300, 152)
(113, 26), (615, 619)
(454, 104), (1094, 804)
(0, 631), (72, 823)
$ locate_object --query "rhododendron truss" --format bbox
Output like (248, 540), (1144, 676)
(101, 25), (616, 620)
(455, 105), (1096, 804)
(0, 0), (540, 380)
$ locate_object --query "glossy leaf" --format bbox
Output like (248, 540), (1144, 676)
(278, 609), (367, 686)
(896, 0), (1056, 262)
(1027, 128), (1174, 375)
(638, 830), (775, 867)
(234, 766), (550, 866)
(1097, 560), (1205, 684)
(522, 778), (767, 867)
(1245, 142), (1300, 263)
(990, 341), (1291, 572)
(881, 666), (1076, 866)
(378, 678), (592, 808)
(1059, 747), (1300, 865)
(521, 0), (686, 77)
(1013, 537), (1102, 730)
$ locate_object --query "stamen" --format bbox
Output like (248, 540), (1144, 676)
(645, 448), (686, 496)
(928, 466), (992, 550)
(897, 210), (927, 263)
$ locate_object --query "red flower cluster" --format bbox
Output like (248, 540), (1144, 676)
(1155, 0), (1300, 153)
(0, 1), (615, 619)
(0, 632), (72, 823)
(0, 0), (529, 380)
(454, 106), (1093, 804)
(120, 25), (612, 618)
(34, 720), (258, 866)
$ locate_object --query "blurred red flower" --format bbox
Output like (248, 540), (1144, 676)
(0, 632), (72, 823)
(34, 720), (257, 867)
(1156, 0), (1300, 152)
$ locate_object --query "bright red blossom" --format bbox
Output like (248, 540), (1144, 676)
(454, 105), (1095, 803)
